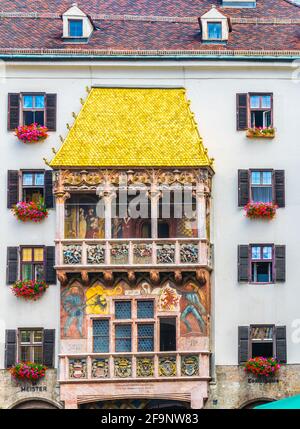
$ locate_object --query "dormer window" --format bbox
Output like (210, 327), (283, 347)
(199, 6), (232, 43)
(69, 19), (83, 38)
(62, 3), (94, 43)
(207, 22), (222, 40)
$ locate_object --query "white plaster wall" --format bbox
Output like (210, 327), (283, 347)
(0, 60), (299, 368)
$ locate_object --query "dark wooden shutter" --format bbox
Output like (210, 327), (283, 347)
(46, 94), (57, 131)
(274, 170), (285, 208)
(43, 329), (55, 367)
(238, 170), (249, 207)
(238, 245), (249, 283)
(5, 330), (17, 368)
(7, 170), (19, 208)
(275, 245), (286, 282)
(8, 93), (20, 130)
(44, 170), (54, 209)
(236, 93), (248, 130)
(45, 246), (56, 284)
(238, 326), (249, 364)
(6, 247), (19, 284)
(276, 326), (287, 363)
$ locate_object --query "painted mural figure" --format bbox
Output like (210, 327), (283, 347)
(62, 285), (85, 337)
(181, 283), (207, 333)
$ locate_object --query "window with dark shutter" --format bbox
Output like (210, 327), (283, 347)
(236, 93), (248, 130)
(276, 326), (287, 363)
(46, 94), (57, 131)
(6, 247), (19, 284)
(238, 245), (249, 282)
(274, 170), (285, 208)
(8, 93), (20, 130)
(7, 170), (19, 209)
(45, 246), (56, 284)
(5, 330), (17, 368)
(238, 170), (249, 207)
(275, 245), (286, 282)
(238, 326), (249, 364)
(44, 170), (54, 209)
(43, 329), (55, 367)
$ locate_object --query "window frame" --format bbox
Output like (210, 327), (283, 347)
(68, 19), (84, 38)
(207, 21), (223, 40)
(20, 169), (46, 202)
(20, 92), (46, 126)
(249, 324), (275, 359)
(92, 318), (110, 353)
(249, 243), (275, 285)
(91, 297), (175, 354)
(248, 92), (273, 128)
(18, 328), (44, 363)
(20, 245), (46, 281)
(249, 168), (275, 204)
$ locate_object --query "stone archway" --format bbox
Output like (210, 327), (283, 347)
(10, 398), (61, 409)
(239, 398), (275, 409)
(79, 399), (190, 410)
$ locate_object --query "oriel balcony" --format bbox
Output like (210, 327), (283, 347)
(55, 190), (213, 275)
(59, 351), (210, 382)
(56, 238), (213, 271)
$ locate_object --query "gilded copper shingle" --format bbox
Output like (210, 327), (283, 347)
(50, 87), (212, 168)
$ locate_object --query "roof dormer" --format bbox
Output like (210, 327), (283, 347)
(199, 6), (232, 43)
(62, 3), (94, 42)
(222, 0), (256, 8)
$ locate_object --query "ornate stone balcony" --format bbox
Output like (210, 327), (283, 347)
(59, 351), (210, 382)
(55, 239), (213, 273)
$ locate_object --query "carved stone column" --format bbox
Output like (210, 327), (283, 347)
(100, 189), (116, 240)
(149, 185), (161, 239)
(196, 182), (207, 240)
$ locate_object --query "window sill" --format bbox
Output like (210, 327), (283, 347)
(246, 131), (275, 139)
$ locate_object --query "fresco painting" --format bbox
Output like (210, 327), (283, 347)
(61, 283), (86, 338)
(180, 282), (208, 336)
(85, 283), (124, 315)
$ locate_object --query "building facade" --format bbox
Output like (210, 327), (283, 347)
(0, 0), (299, 409)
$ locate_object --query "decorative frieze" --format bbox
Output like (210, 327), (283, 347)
(159, 356), (177, 377)
(63, 245), (82, 264)
(69, 359), (87, 379)
(87, 245), (105, 264)
(181, 355), (199, 377)
(133, 243), (152, 264)
(180, 243), (199, 263)
(92, 358), (109, 378)
(114, 357), (132, 378)
(110, 244), (129, 265)
(157, 244), (175, 264)
(136, 357), (154, 377)
(54, 168), (212, 193)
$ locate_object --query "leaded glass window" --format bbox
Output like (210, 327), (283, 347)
(93, 320), (109, 353)
(115, 324), (132, 352)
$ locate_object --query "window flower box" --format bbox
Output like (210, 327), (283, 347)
(10, 362), (47, 383)
(244, 357), (280, 377)
(12, 280), (48, 301)
(246, 127), (275, 139)
(15, 123), (48, 144)
(244, 201), (277, 220)
(12, 200), (48, 222)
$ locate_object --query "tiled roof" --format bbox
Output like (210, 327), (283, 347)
(0, 1), (299, 55)
(50, 87), (212, 168)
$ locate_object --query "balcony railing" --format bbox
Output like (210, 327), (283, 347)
(55, 239), (213, 270)
(59, 351), (210, 382)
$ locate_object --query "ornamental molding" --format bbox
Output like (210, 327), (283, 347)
(54, 168), (212, 191)
(0, 12), (299, 25)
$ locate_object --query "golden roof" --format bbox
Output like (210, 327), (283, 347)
(50, 87), (213, 168)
